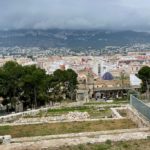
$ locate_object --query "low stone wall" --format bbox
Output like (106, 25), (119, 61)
(110, 108), (124, 119)
(13, 112), (90, 124)
(1, 130), (150, 149)
(110, 106), (150, 128)
(1, 105), (149, 129)
(0, 118), (126, 127)
(0, 102), (126, 124)
(12, 128), (149, 143)
(126, 106), (150, 128)
(0, 107), (50, 123)
(0, 102), (85, 123)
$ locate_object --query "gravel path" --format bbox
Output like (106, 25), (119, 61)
(0, 130), (150, 150)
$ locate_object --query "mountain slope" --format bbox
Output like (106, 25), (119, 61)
(0, 29), (150, 48)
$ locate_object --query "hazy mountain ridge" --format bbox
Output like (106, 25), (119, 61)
(0, 29), (150, 48)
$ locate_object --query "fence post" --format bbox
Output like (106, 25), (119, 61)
(130, 94), (133, 106)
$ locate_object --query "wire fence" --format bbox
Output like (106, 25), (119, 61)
(130, 95), (150, 121)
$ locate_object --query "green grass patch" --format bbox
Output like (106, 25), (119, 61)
(48, 106), (88, 113)
(25, 106), (113, 119)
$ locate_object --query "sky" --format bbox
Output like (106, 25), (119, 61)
(0, 0), (150, 31)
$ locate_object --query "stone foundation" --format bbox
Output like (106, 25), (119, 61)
(126, 106), (150, 128)
(112, 106), (150, 128)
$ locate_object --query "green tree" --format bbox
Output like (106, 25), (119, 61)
(20, 65), (47, 108)
(65, 69), (78, 100)
(52, 69), (78, 101)
(138, 66), (150, 91)
(0, 61), (78, 111)
(51, 69), (67, 102)
(0, 61), (24, 110)
(138, 66), (150, 100)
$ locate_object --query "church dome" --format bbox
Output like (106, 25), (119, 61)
(102, 72), (113, 80)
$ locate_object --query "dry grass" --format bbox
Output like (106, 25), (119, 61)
(50, 139), (150, 150)
(0, 119), (137, 138)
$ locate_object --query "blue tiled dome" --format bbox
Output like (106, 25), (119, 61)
(102, 72), (113, 80)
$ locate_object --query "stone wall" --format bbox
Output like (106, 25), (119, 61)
(110, 106), (150, 128)
(110, 108), (124, 119)
(12, 128), (149, 143)
(13, 112), (90, 124)
(0, 107), (50, 123)
(126, 106), (150, 128)
(0, 102), (85, 123)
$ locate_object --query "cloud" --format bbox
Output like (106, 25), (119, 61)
(0, 0), (150, 31)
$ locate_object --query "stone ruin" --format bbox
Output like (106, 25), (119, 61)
(65, 111), (90, 120)
(12, 111), (90, 124)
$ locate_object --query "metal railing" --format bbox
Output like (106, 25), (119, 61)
(130, 95), (150, 121)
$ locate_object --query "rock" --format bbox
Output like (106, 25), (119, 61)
(98, 107), (105, 111)
(65, 112), (90, 120)
(2, 135), (11, 144)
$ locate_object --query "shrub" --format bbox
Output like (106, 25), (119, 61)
(105, 139), (112, 145)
